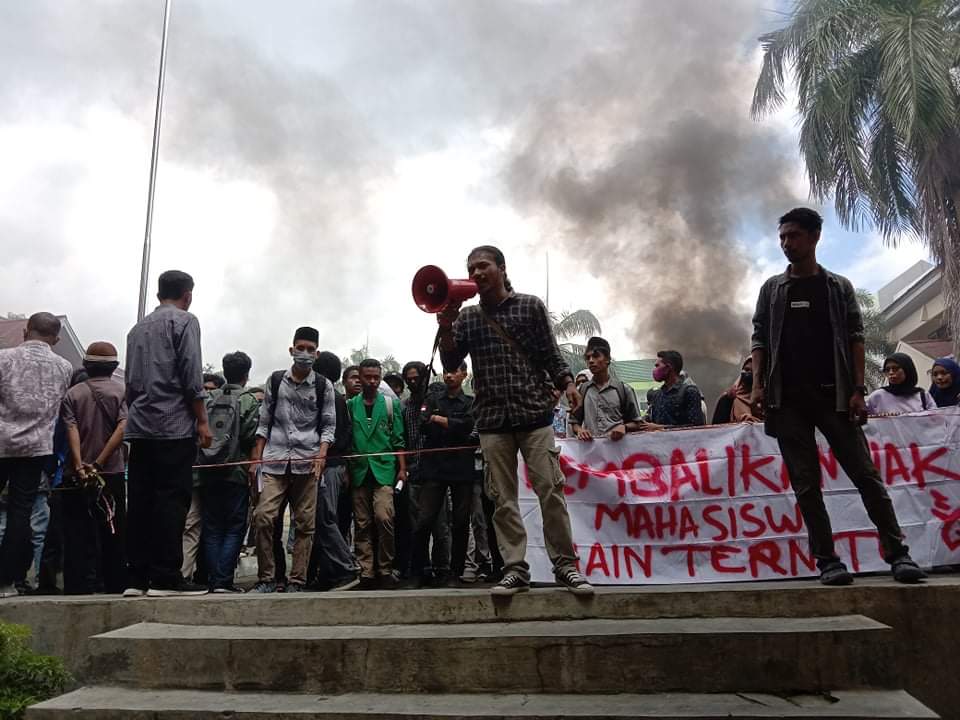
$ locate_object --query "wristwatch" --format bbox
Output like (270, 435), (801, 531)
(854, 385), (868, 396)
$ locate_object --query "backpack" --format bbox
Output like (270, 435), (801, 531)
(199, 387), (242, 465)
(266, 369), (327, 439)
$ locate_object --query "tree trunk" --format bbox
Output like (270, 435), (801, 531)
(945, 191), (960, 358)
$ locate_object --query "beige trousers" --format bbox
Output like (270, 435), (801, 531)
(181, 489), (202, 579)
(253, 471), (317, 585)
(352, 480), (395, 579)
(479, 424), (577, 582)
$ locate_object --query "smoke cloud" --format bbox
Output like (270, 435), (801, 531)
(504, 1), (806, 401)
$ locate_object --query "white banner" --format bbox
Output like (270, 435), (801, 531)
(518, 407), (960, 584)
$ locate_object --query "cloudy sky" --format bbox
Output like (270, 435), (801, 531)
(0, 0), (930, 383)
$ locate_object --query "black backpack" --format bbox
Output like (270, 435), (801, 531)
(199, 387), (242, 465)
(266, 369), (327, 439)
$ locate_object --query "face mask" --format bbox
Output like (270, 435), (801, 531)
(740, 370), (753, 390)
(652, 365), (670, 382)
(292, 350), (315, 368)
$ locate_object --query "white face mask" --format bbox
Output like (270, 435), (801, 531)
(292, 350), (315, 368)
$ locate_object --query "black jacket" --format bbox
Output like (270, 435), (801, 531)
(419, 390), (478, 484)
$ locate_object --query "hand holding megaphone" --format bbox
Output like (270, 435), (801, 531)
(411, 265), (478, 314)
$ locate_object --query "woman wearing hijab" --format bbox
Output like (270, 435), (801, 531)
(866, 353), (934, 415)
(929, 357), (960, 408)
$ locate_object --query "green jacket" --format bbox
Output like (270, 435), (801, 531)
(347, 393), (405, 487)
(195, 384), (262, 487)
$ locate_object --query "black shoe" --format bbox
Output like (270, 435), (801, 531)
(379, 573), (401, 590)
(147, 580), (209, 597)
(355, 576), (377, 590)
(891, 556), (927, 584)
(555, 567), (595, 596)
(329, 574), (360, 591)
(819, 561), (854, 586)
(491, 574), (530, 596)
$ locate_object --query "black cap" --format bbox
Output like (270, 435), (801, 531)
(586, 336), (611, 356)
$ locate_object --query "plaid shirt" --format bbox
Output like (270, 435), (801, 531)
(441, 292), (573, 432)
(401, 396), (426, 475)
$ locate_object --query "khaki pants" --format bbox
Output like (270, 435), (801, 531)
(479, 424), (577, 582)
(352, 478), (395, 579)
(181, 489), (202, 579)
(253, 471), (317, 585)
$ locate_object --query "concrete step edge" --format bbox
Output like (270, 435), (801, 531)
(93, 614), (890, 641)
(27, 687), (939, 719)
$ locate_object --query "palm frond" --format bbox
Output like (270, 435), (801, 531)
(552, 309), (601, 341)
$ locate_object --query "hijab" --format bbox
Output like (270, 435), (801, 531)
(881, 353), (922, 397)
(929, 357), (960, 407)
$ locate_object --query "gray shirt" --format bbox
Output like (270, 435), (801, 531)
(573, 376), (641, 436)
(124, 304), (205, 440)
(0, 341), (73, 457)
(256, 369), (336, 475)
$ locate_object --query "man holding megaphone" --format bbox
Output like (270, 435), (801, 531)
(430, 245), (593, 596)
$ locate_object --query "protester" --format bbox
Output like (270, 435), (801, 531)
(342, 365), (362, 400)
(396, 361), (428, 579)
(643, 350), (706, 428)
(384, 372), (405, 399)
(249, 327), (336, 593)
(570, 336), (642, 441)
(203, 373), (225, 392)
(929, 357), (960, 408)
(59, 342), (127, 594)
(194, 351), (260, 593)
(0, 313), (73, 598)
(412, 362), (477, 586)
(438, 245), (592, 596)
(751, 208), (925, 586)
(348, 358), (406, 589)
(124, 271), (212, 597)
(866, 354), (935, 416)
(307, 351), (360, 591)
(713, 358), (762, 424)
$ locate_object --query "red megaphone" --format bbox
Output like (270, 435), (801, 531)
(412, 265), (478, 313)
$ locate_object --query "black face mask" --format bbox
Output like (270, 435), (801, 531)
(740, 370), (753, 390)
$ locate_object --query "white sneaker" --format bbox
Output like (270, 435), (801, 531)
(0, 584), (19, 598)
(122, 587), (147, 597)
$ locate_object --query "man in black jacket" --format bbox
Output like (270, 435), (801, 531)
(411, 362), (477, 586)
(307, 352), (359, 591)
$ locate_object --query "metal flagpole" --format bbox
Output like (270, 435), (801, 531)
(137, 0), (173, 321)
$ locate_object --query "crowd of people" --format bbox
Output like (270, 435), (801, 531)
(1, 211), (958, 598)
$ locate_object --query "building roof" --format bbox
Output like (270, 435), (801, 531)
(611, 359), (655, 384)
(900, 339), (955, 362)
(878, 260), (934, 310)
(0, 316), (85, 369)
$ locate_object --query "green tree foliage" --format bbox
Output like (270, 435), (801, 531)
(0, 623), (71, 719)
(858, 288), (895, 389)
(752, 0), (960, 356)
(552, 309), (602, 374)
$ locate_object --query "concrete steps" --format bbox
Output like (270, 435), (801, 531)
(81, 615), (895, 695)
(28, 687), (939, 719)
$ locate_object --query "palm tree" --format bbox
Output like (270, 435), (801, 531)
(552, 309), (602, 374)
(857, 288), (896, 389)
(752, 0), (960, 356)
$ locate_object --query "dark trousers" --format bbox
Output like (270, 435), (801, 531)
(393, 477), (414, 578)
(413, 481), (471, 579)
(200, 481), (249, 590)
(775, 387), (908, 568)
(126, 438), (196, 589)
(63, 473), (127, 594)
(0, 457), (46, 585)
(308, 465), (357, 585)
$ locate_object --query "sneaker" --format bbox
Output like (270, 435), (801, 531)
(491, 574), (530, 596)
(122, 587), (147, 598)
(556, 567), (595, 596)
(0, 584), (19, 599)
(379, 573), (400, 590)
(212, 585), (244, 594)
(891, 556), (927, 584)
(285, 582), (304, 593)
(819, 561), (854, 586)
(250, 581), (276, 594)
(147, 581), (209, 597)
(355, 576), (377, 590)
(329, 574), (360, 592)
